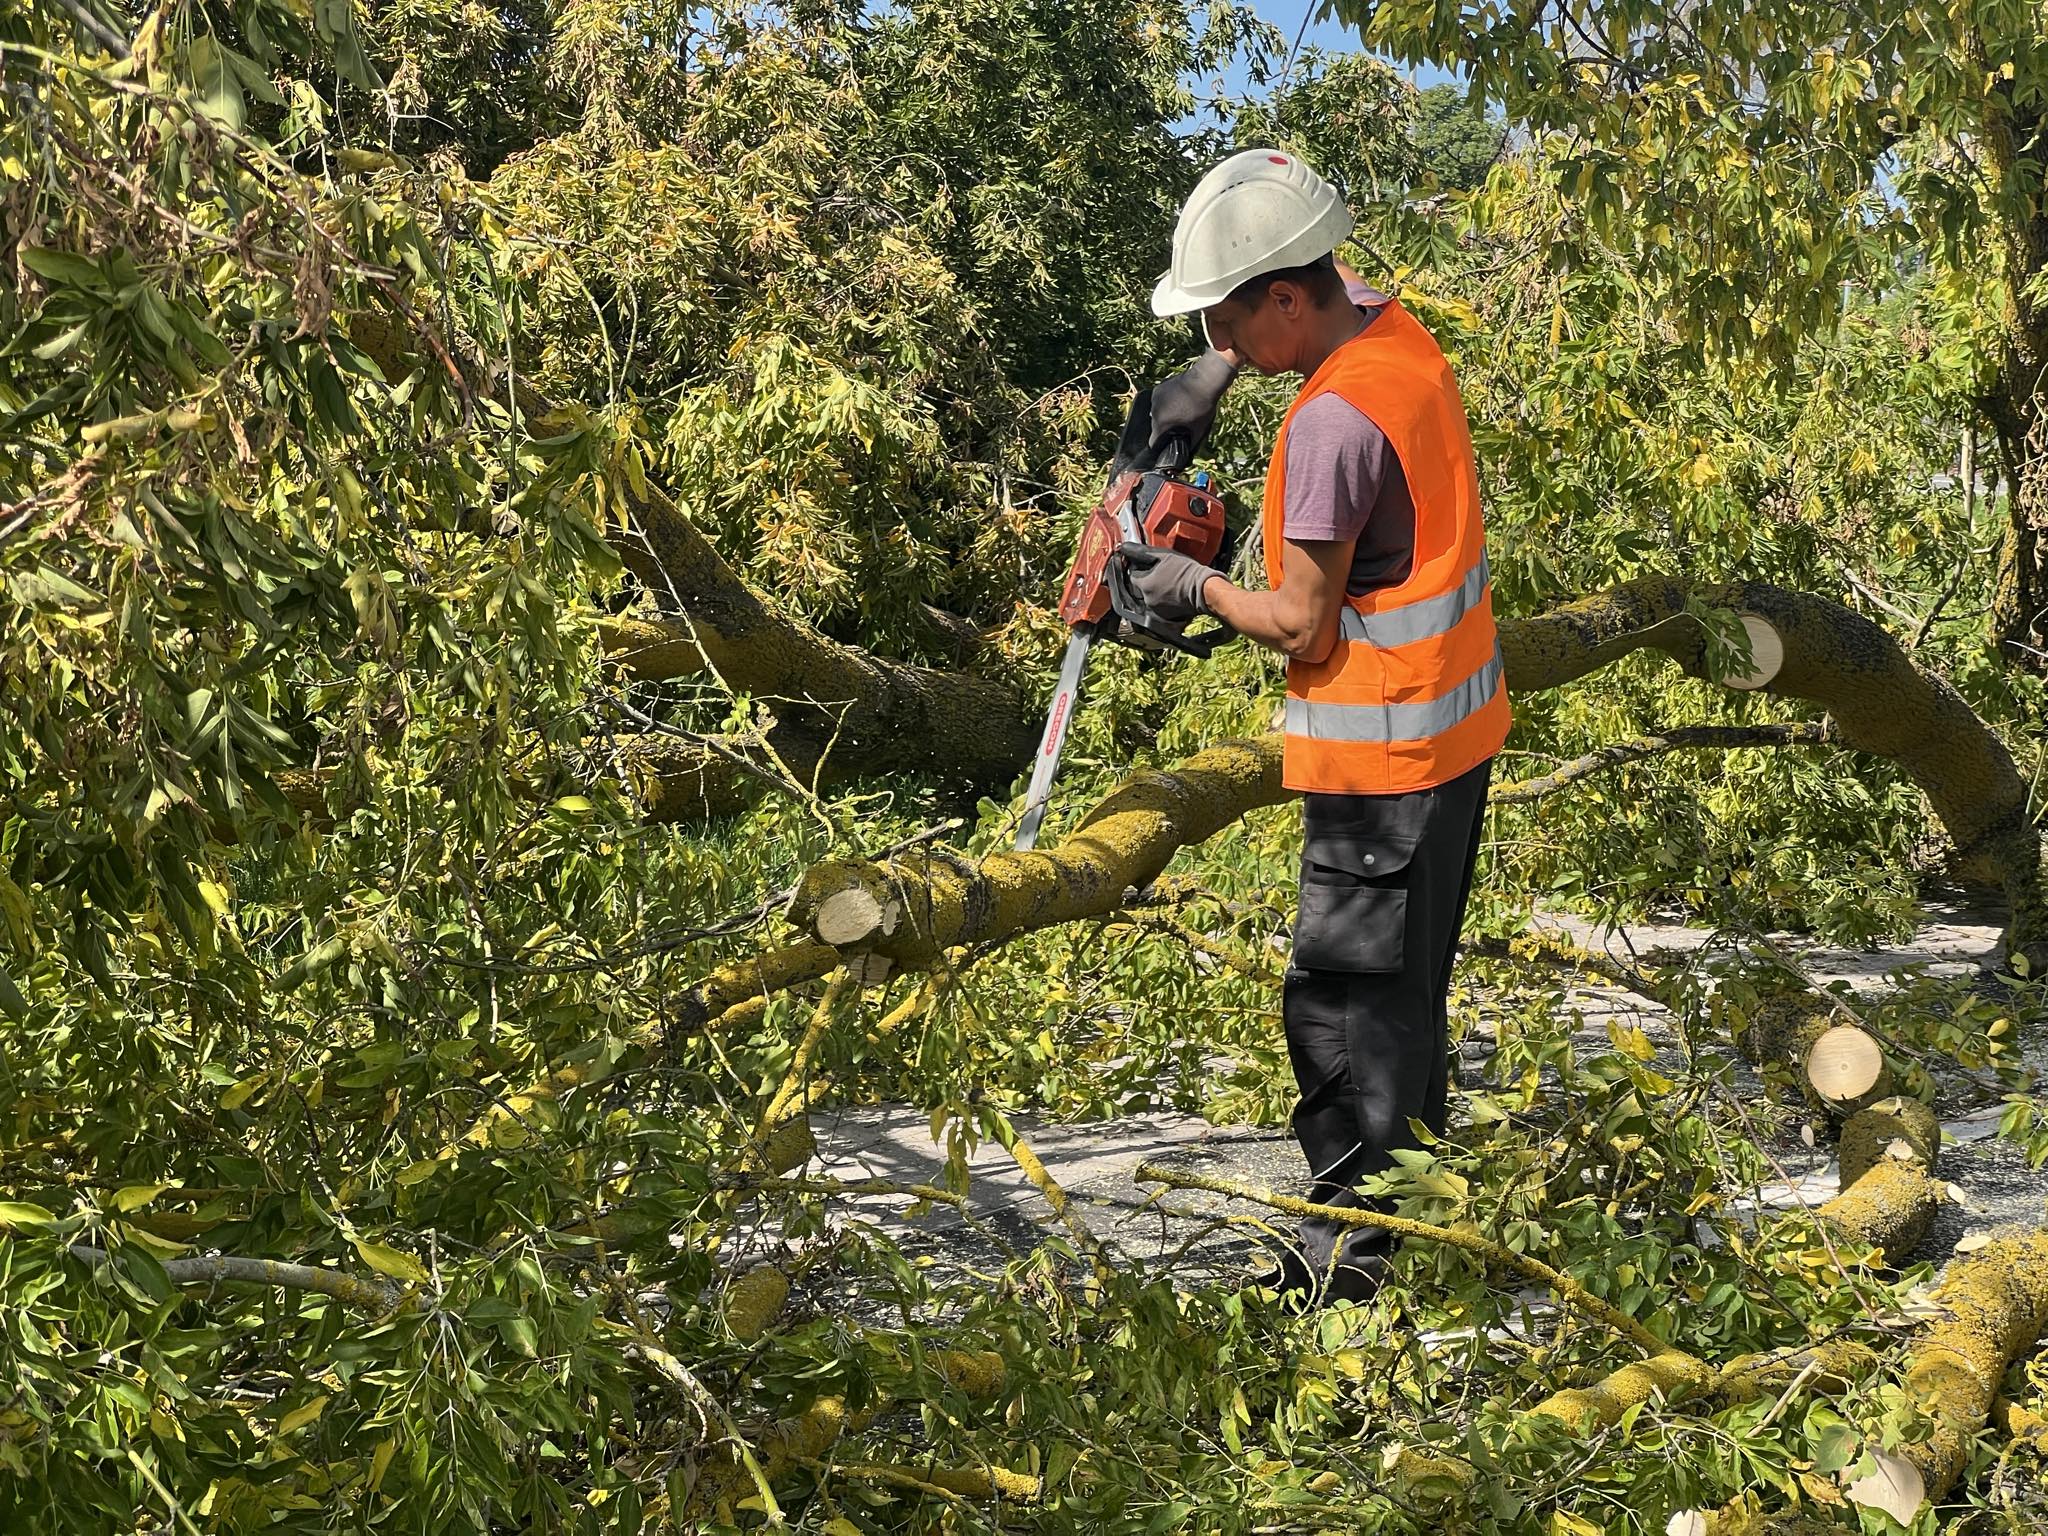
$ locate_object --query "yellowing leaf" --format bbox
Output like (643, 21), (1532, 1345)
(350, 1237), (428, 1285)
(0, 1201), (56, 1229)
(220, 1071), (268, 1111)
(117, 1225), (193, 1259)
(394, 1158), (443, 1187)
(1607, 1020), (1656, 1062)
(367, 1437), (398, 1493)
(276, 1394), (330, 1436)
(112, 1184), (172, 1212)
(1551, 1512), (1605, 1536)
(0, 872), (35, 954)
(197, 879), (231, 921)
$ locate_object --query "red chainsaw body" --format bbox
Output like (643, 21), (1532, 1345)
(1056, 470), (1227, 626)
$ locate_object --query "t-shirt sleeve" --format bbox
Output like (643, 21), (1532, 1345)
(1280, 393), (1393, 546)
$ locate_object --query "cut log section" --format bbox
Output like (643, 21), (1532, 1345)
(788, 737), (1286, 970)
(1803, 1024), (1892, 1115)
(1817, 1097), (1942, 1262)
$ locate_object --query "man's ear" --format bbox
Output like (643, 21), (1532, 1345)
(1269, 280), (1307, 319)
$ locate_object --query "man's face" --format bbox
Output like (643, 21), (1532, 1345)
(1200, 280), (1307, 375)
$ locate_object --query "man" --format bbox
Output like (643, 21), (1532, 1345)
(1116, 149), (1510, 1304)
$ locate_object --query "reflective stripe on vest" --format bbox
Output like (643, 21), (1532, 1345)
(1336, 553), (1491, 649)
(1283, 644), (1504, 742)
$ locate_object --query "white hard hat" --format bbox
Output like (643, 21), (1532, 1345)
(1150, 149), (1353, 317)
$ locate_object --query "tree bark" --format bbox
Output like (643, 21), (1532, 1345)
(776, 577), (2043, 973)
(1972, 56), (2048, 667)
(1876, 1226), (2048, 1513)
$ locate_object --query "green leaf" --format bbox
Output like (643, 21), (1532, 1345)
(0, 966), (27, 1022)
(19, 247), (104, 289)
(0, 1202), (56, 1230)
(31, 322), (90, 361)
(185, 38), (246, 132)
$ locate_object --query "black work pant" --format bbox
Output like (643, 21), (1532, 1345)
(1283, 757), (1492, 1287)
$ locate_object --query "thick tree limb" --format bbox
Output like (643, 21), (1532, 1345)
(784, 736), (1285, 968)
(1504, 577), (2043, 957)
(346, 309), (1038, 805)
(771, 577), (2043, 985)
(1884, 1225), (2048, 1507)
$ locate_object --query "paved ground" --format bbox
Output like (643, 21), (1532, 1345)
(790, 901), (2047, 1286)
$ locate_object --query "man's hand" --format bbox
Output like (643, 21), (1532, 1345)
(1113, 542), (1216, 625)
(1147, 347), (1239, 458)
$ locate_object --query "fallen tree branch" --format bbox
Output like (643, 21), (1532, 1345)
(68, 1245), (414, 1314)
(1879, 1224), (2048, 1511)
(347, 309), (1039, 803)
(1493, 722), (1831, 803)
(757, 576), (2044, 1012)
(1524, 1096), (1944, 1437)
(1504, 577), (2044, 962)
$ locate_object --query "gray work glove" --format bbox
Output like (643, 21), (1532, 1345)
(1113, 541), (1215, 627)
(1147, 347), (1240, 458)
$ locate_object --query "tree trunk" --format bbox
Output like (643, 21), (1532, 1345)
(1974, 68), (2048, 668)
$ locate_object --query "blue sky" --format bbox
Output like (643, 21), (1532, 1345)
(1210, 1), (1463, 98)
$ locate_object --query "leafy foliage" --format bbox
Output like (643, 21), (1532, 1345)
(3, 0), (2047, 1532)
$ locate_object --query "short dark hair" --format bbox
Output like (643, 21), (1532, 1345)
(1227, 253), (1343, 310)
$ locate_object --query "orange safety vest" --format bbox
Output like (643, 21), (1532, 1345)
(1261, 298), (1510, 795)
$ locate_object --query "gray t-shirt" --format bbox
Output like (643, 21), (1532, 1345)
(1278, 284), (1417, 597)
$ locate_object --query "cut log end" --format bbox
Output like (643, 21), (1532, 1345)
(1722, 613), (1785, 690)
(815, 887), (888, 948)
(1804, 1024), (1892, 1114)
(1842, 1447), (1926, 1524)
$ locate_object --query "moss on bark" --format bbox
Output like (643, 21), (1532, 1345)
(1527, 1350), (1717, 1433)
(789, 737), (1286, 969)
(1837, 1096), (1941, 1190)
(1895, 1226), (2048, 1499)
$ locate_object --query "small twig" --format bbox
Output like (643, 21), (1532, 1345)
(755, 968), (854, 1138)
(1493, 722), (1831, 804)
(709, 1171), (969, 1209)
(1753, 1355), (1824, 1432)
(68, 1245), (413, 1314)
(46, 0), (129, 57)
(1134, 1164), (1671, 1358)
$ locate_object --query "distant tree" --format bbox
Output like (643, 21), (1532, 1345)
(1406, 81), (1506, 191)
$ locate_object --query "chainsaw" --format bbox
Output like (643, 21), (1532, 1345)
(1013, 397), (1232, 851)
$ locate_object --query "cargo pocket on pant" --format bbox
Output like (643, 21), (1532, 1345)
(1292, 880), (1407, 974)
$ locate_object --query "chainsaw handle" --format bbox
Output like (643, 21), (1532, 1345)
(1117, 612), (1235, 658)
(1108, 387), (1195, 481)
